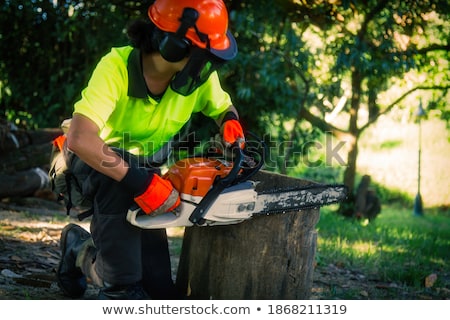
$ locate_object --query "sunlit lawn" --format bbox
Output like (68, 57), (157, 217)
(316, 205), (450, 288)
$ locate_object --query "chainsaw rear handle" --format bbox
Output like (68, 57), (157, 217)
(218, 144), (244, 185)
(203, 131), (266, 184)
(188, 144), (244, 225)
(235, 130), (266, 184)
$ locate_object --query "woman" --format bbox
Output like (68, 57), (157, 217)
(55, 0), (244, 299)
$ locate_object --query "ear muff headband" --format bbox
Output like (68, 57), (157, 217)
(159, 7), (206, 62)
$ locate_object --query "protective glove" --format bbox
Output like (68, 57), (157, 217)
(121, 166), (180, 215)
(220, 112), (245, 149)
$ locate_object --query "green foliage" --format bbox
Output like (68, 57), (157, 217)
(378, 139), (403, 150)
(0, 0), (448, 190)
(224, 1), (308, 121)
(288, 132), (346, 183)
(222, 0), (449, 177)
(0, 0), (146, 128)
(222, 0), (326, 172)
(331, 0), (449, 116)
(316, 205), (450, 287)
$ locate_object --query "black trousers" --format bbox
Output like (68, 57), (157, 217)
(68, 151), (180, 299)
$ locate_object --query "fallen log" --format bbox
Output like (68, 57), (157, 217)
(0, 126), (31, 152)
(0, 167), (50, 198)
(0, 142), (54, 174)
(0, 120), (62, 154)
(0, 119), (62, 174)
(27, 128), (64, 145)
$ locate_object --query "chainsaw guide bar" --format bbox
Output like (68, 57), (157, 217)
(254, 184), (349, 216)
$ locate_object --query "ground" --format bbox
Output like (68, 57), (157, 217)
(0, 198), (448, 300)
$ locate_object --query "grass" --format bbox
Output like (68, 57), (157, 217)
(315, 204), (450, 289)
(293, 116), (449, 296)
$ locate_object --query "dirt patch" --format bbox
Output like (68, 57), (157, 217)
(0, 199), (185, 300)
(311, 263), (449, 300)
(0, 200), (448, 300)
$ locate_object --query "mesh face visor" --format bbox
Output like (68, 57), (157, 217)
(170, 47), (225, 96)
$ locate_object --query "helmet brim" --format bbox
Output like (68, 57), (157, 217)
(209, 30), (238, 61)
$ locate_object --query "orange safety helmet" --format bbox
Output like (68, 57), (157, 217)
(148, 0), (237, 61)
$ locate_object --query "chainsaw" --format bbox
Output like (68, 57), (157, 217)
(127, 134), (348, 229)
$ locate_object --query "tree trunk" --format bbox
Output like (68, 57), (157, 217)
(175, 170), (320, 299)
(344, 69), (362, 195)
(340, 136), (358, 217)
(339, 69), (362, 216)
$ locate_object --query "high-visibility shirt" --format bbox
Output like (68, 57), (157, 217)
(73, 46), (232, 156)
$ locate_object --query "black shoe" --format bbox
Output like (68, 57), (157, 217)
(57, 223), (91, 298)
(98, 283), (149, 300)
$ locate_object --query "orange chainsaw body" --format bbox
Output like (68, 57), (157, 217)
(163, 157), (232, 197)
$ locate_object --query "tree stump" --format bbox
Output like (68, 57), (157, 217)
(175, 170), (321, 299)
(355, 175), (381, 220)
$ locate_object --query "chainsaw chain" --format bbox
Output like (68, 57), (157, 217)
(257, 183), (347, 195)
(254, 198), (344, 217)
(254, 184), (348, 216)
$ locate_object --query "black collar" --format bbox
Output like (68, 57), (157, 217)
(127, 48), (148, 99)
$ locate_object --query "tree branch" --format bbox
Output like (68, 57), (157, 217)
(416, 44), (450, 54)
(357, 0), (390, 40)
(359, 84), (450, 132)
(298, 107), (353, 142)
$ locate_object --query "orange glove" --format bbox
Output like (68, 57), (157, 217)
(134, 175), (180, 215)
(221, 112), (245, 148)
(122, 166), (180, 215)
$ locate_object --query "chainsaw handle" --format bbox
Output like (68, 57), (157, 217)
(188, 145), (244, 225)
(234, 131), (266, 184)
(219, 145), (244, 184)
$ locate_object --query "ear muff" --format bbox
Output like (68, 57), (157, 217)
(158, 7), (201, 62)
(158, 34), (190, 62)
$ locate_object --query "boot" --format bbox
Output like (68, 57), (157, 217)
(98, 282), (149, 300)
(57, 223), (92, 298)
